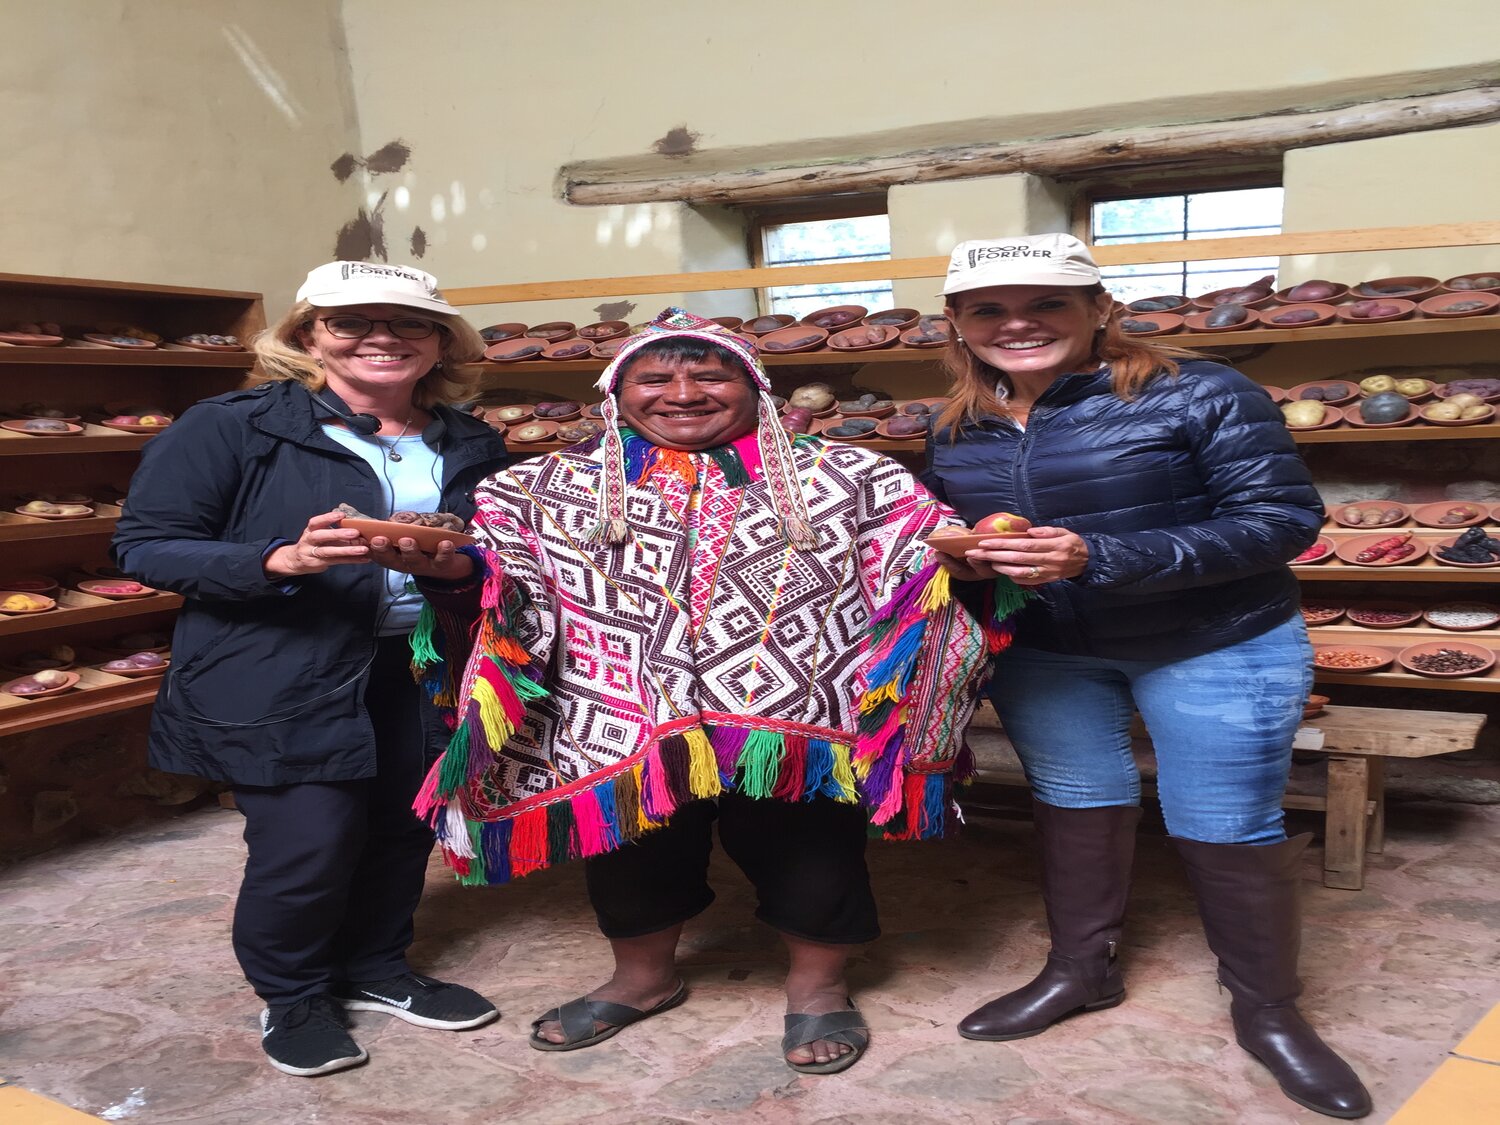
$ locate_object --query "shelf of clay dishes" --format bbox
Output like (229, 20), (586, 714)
(0, 669), (164, 737)
(0, 342), (255, 367)
(1306, 628), (1500, 694)
(0, 503), (123, 543)
(506, 436), (928, 456)
(1288, 423), (1500, 444)
(0, 589), (183, 640)
(0, 425), (158, 456)
(1292, 530), (1500, 583)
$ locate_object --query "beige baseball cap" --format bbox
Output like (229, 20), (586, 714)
(296, 261), (456, 315)
(942, 233), (1101, 296)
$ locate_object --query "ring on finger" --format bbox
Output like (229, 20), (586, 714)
(1026, 565), (1042, 579)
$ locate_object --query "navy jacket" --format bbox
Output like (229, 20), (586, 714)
(922, 360), (1322, 661)
(111, 380), (511, 786)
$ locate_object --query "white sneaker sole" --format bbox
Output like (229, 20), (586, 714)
(260, 1009), (369, 1076)
(335, 996), (499, 1031)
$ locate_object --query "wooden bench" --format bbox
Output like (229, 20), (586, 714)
(964, 703), (1485, 891)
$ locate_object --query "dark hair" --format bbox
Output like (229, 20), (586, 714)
(615, 337), (753, 381)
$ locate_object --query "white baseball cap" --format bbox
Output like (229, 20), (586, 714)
(296, 261), (456, 315)
(942, 233), (1101, 296)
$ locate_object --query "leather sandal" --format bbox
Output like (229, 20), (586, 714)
(782, 1002), (870, 1075)
(528, 980), (687, 1052)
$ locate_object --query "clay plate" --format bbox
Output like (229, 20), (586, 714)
(899, 325), (952, 349)
(1417, 292), (1500, 319)
(1190, 287), (1276, 311)
(1334, 298), (1416, 325)
(1271, 282), (1349, 305)
(1423, 603), (1500, 632)
(923, 529), (1032, 556)
(1334, 534), (1428, 567)
(836, 400), (897, 419)
(540, 339), (594, 361)
(485, 338), (549, 362)
(1298, 603), (1345, 626)
(1259, 303), (1337, 329)
(507, 420), (560, 444)
(1261, 385), (1288, 403)
(862, 308), (920, 331)
(1182, 309), (1262, 333)
(1344, 601), (1423, 629)
(1286, 380), (1359, 407)
(174, 337), (245, 351)
(1434, 383), (1500, 404)
(1411, 501), (1488, 529)
(1432, 535), (1500, 569)
(1311, 645), (1394, 674)
(484, 421), (507, 438)
(1118, 312), (1185, 337)
(800, 304), (868, 331)
(0, 576), (59, 594)
(76, 579), (157, 599)
(530, 403), (581, 423)
(1440, 273), (1500, 295)
(1396, 640), (1496, 679)
(1125, 296), (1192, 314)
(1303, 693), (1330, 719)
(876, 417), (933, 440)
(334, 517), (474, 552)
(738, 314), (797, 336)
(1328, 500), (1408, 529)
(1350, 276), (1439, 302)
(13, 504), (95, 522)
(1, 419), (85, 436)
(1420, 403), (1496, 427)
(485, 404), (534, 425)
(524, 321), (576, 342)
(83, 333), (157, 348)
(2, 671), (81, 698)
(590, 339), (629, 360)
(480, 323), (527, 344)
(828, 325), (900, 352)
(1291, 536), (1337, 565)
(0, 592), (58, 614)
(97, 657), (172, 679)
(815, 418), (880, 442)
(1283, 404), (1345, 431)
(96, 420), (172, 434)
(1340, 402), (1419, 429)
(709, 316), (743, 331)
(0, 331), (65, 346)
(782, 398), (839, 420)
(576, 320), (630, 343)
(758, 325), (829, 355)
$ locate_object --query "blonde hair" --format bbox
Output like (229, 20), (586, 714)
(934, 284), (1198, 438)
(251, 299), (485, 408)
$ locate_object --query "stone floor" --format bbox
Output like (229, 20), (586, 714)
(2, 782), (1499, 1124)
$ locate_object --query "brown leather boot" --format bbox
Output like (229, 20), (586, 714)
(958, 800), (1141, 1041)
(1174, 833), (1372, 1120)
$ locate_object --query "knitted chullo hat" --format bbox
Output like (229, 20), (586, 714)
(591, 307), (818, 550)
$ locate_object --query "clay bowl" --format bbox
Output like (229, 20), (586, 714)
(1, 419), (84, 436)
(540, 339), (594, 361)
(1282, 404), (1345, 432)
(1434, 382), (1500, 403)
(485, 421), (507, 438)
(1440, 273), (1500, 294)
(877, 416), (933, 440)
(2, 670), (81, 698)
(1420, 403), (1496, 427)
(817, 417), (880, 442)
(485, 404), (534, 425)
(96, 418), (172, 435)
(1286, 380), (1359, 407)
(1125, 295), (1192, 314)
(555, 420), (604, 445)
(479, 322), (527, 343)
(76, 578), (157, 599)
(1303, 693), (1330, 719)
(174, 336), (244, 351)
(576, 320), (630, 343)
(507, 420), (560, 445)
(1118, 312), (1184, 337)
(1329, 500), (1408, 529)
(1423, 603), (1500, 632)
(739, 314), (797, 336)
(1341, 402), (1420, 429)
(1433, 535), (1500, 569)
(1344, 601), (1424, 629)
(1412, 501), (1489, 529)
(0, 575), (60, 595)
(800, 305), (868, 332)
(758, 325), (829, 355)
(13, 503), (95, 521)
(709, 316), (743, 331)
(485, 338), (548, 363)
(1291, 536), (1337, 565)
(1335, 298), (1416, 325)
(1190, 286), (1277, 311)
(97, 655), (172, 679)
(1272, 281), (1349, 305)
(1182, 308), (1262, 333)
(1260, 385), (1288, 403)
(1260, 303), (1337, 330)
(899, 323), (952, 348)
(0, 330), (65, 346)
(835, 398), (897, 419)
(862, 308), (920, 331)
(590, 338), (629, 360)
(82, 333), (157, 348)
(924, 528), (1033, 556)
(1417, 292), (1500, 319)
(524, 321), (576, 342)
(338, 518), (476, 552)
(828, 325), (900, 352)
(1350, 276), (1439, 302)
(0, 591), (58, 614)
(1396, 640), (1496, 679)
(1334, 534), (1428, 567)
(531, 401), (581, 423)
(783, 398), (839, 420)
(1298, 603), (1345, 626)
(1311, 645), (1394, 674)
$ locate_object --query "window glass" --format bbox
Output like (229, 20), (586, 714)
(761, 214), (893, 317)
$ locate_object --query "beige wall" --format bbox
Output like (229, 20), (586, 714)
(0, 0), (360, 311)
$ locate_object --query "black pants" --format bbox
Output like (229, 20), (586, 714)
(584, 792), (880, 944)
(231, 635), (435, 1006)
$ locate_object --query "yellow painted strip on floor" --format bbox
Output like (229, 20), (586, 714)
(0, 1085), (101, 1123)
(1454, 1002), (1500, 1066)
(1386, 1058), (1500, 1124)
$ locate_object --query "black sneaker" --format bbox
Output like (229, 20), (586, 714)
(333, 972), (499, 1030)
(260, 995), (368, 1077)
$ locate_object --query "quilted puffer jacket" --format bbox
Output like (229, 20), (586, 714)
(922, 360), (1322, 661)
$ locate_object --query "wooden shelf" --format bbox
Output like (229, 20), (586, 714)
(0, 343), (254, 367)
(0, 591), (182, 640)
(1292, 422), (1500, 444)
(0, 426), (152, 457)
(1307, 626), (1500, 691)
(0, 504), (121, 543)
(0, 670), (161, 738)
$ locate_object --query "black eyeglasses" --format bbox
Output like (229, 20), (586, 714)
(318, 315), (440, 340)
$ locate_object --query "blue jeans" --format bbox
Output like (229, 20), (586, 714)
(987, 618), (1313, 844)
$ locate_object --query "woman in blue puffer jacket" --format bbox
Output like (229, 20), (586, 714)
(923, 234), (1369, 1121)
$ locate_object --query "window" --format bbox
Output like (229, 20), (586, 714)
(1089, 186), (1284, 304)
(753, 206), (893, 317)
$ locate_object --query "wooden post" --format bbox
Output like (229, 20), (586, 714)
(1323, 756), (1372, 891)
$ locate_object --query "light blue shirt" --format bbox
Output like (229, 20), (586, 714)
(322, 424), (443, 635)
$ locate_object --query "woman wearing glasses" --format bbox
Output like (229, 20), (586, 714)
(112, 262), (510, 1077)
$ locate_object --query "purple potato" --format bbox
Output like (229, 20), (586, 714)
(902, 402), (931, 415)
(746, 316), (784, 333)
(1347, 301), (1402, 318)
(1120, 318), (1159, 334)
(1299, 387), (1326, 401)
(1285, 281), (1339, 302)
(1204, 305), (1250, 328)
(764, 333), (822, 352)
(1128, 296), (1185, 312)
(885, 416), (929, 436)
(1271, 308), (1320, 324)
(128, 652), (167, 667)
(550, 342), (590, 358)
(1215, 275), (1275, 305)
(866, 314), (909, 325)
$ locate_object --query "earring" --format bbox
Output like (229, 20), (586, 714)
(314, 358), (324, 368)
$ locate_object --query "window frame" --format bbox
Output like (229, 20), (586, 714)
(745, 195), (892, 316)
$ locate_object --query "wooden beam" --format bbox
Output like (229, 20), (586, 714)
(563, 86), (1500, 206)
(443, 221), (1500, 306)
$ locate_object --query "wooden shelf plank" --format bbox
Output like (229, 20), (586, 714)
(1315, 668), (1500, 693)
(0, 593), (182, 639)
(0, 344), (255, 367)
(1296, 565), (1498, 583)
(0, 426), (151, 457)
(0, 677), (160, 738)
(0, 272), (261, 301)
(0, 506), (120, 543)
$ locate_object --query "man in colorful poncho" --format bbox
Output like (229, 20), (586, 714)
(389, 308), (1018, 1073)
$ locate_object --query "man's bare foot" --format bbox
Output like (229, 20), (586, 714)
(784, 984), (853, 1066)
